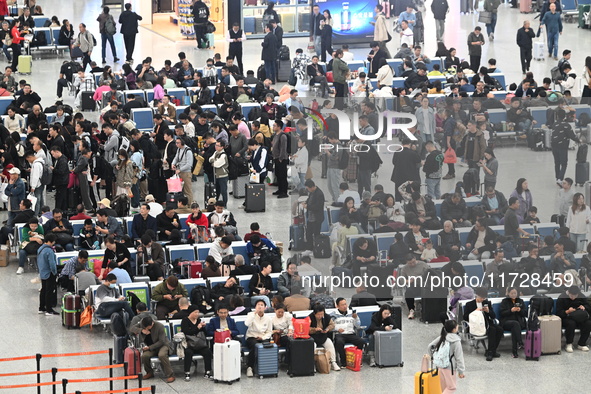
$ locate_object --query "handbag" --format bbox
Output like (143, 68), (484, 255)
(478, 11), (492, 24)
(166, 175), (183, 192)
(272, 332), (282, 344)
(345, 347), (363, 371)
(193, 154), (205, 176)
(307, 40), (315, 53)
(443, 147), (457, 164)
(305, 166), (313, 180)
(186, 331), (208, 350)
(27, 193), (37, 209)
(67, 172), (79, 188)
(80, 305), (93, 329)
(569, 309), (590, 324)
(214, 329), (232, 343)
(249, 172), (260, 184)
(292, 317), (311, 339)
(314, 349), (331, 374)
(221, 254), (235, 266)
(0, 180), (7, 203)
(385, 31), (392, 43)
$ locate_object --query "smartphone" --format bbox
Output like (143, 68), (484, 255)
(352, 309), (357, 314)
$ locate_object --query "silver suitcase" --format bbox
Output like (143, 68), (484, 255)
(374, 329), (403, 367)
(543, 128), (552, 149)
(232, 176), (248, 199)
(214, 339), (241, 384)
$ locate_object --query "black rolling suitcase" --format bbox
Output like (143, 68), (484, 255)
(81, 92), (95, 111)
(245, 184), (265, 212)
(576, 162), (589, 186)
(204, 182), (216, 205)
(113, 335), (127, 364)
(277, 60), (291, 82)
(420, 269), (448, 323)
(313, 234), (331, 258)
(68, 186), (81, 207)
(367, 262), (396, 300)
(165, 192), (184, 209)
(288, 337), (315, 377)
(321, 153), (328, 178)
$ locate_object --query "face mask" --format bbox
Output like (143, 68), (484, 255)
(110, 283), (117, 288)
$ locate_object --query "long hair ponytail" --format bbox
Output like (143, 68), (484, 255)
(435, 320), (457, 351)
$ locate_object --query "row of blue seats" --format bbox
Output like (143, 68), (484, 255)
(487, 104), (591, 129)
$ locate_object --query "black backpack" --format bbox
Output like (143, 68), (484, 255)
(279, 45), (290, 61)
(111, 194), (129, 217)
(190, 285), (212, 313)
(313, 234), (332, 258)
(248, 106), (262, 121)
(338, 149), (349, 170)
(110, 309), (129, 337)
(528, 308), (540, 331)
(257, 64), (266, 81)
(530, 295), (554, 316)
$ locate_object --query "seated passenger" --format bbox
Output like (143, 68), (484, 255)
(95, 209), (124, 241)
(331, 297), (365, 368)
(209, 236), (234, 264)
(94, 273), (135, 319)
(309, 303), (340, 371)
(17, 218), (44, 275)
(181, 305), (213, 381)
(129, 302), (158, 329)
(366, 304), (398, 367)
(43, 208), (75, 251)
(401, 254), (428, 319)
(284, 286), (310, 312)
(248, 261), (273, 308)
(201, 255), (222, 279)
(151, 276), (188, 320)
(463, 287), (504, 362)
(137, 234), (165, 281)
(271, 303), (293, 348)
(245, 299), (274, 377)
(206, 303), (240, 339)
(277, 261), (302, 298)
(230, 254), (259, 276)
(499, 287), (527, 359)
(131, 317), (175, 383)
(556, 285), (591, 353)
(157, 206), (181, 241)
(465, 219), (498, 260)
(99, 236), (131, 279)
(351, 236), (377, 277)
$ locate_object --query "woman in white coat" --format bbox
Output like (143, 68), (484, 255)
(566, 192), (591, 252)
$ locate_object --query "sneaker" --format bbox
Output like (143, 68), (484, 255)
(16, 267), (24, 275)
(38, 308), (45, 314)
(45, 310), (59, 316)
(512, 351), (518, 358)
(442, 174), (455, 180)
(369, 356), (376, 367)
(331, 361), (341, 371)
(554, 56), (558, 60)
(277, 194), (289, 199)
(102, 59), (106, 64)
(408, 309), (415, 319)
(556, 179), (563, 187)
(578, 345), (589, 352)
(485, 352), (493, 361)
(114, 57), (120, 62)
(246, 367), (253, 377)
(566, 344), (574, 353)
(238, 205), (245, 209)
(204, 371), (213, 379)
(31, 277), (41, 284)
(185, 373), (191, 382)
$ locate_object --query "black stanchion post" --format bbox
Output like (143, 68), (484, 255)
(61, 379), (68, 394)
(35, 354), (42, 394)
(151, 385), (156, 394)
(109, 348), (113, 365)
(138, 373), (143, 388)
(51, 368), (58, 394)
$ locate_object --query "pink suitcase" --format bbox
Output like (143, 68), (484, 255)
(524, 329), (541, 361)
(520, 0), (532, 13)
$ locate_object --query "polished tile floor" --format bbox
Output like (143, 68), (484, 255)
(1, 0), (591, 393)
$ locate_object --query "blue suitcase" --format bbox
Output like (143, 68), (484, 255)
(289, 224), (305, 251)
(255, 343), (278, 378)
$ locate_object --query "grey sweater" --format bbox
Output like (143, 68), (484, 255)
(428, 333), (465, 374)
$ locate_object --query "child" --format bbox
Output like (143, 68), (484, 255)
(430, 247), (451, 263)
(421, 240), (438, 262)
(80, 219), (100, 250)
(428, 320), (465, 392)
(524, 206), (540, 226)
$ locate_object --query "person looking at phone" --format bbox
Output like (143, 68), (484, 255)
(331, 298), (365, 368)
(499, 287), (528, 358)
(463, 287), (504, 361)
(309, 304), (340, 371)
(366, 304), (397, 367)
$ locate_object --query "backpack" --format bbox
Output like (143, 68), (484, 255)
(92, 34), (97, 46)
(257, 64), (266, 81)
(110, 309), (129, 337)
(262, 13), (274, 25)
(190, 285), (212, 313)
(105, 16), (116, 35)
(89, 135), (100, 154)
(111, 194), (129, 217)
(468, 309), (487, 336)
(369, 150), (383, 173)
(279, 45), (290, 61)
(550, 66), (562, 83)
(206, 21), (216, 34)
(40, 160), (53, 186)
(530, 295), (554, 316)
(33, 31), (47, 47)
(248, 106), (262, 122)
(119, 135), (130, 152)
(338, 149), (349, 170)
(432, 340), (452, 369)
(528, 308), (540, 331)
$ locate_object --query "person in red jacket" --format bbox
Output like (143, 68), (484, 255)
(8, 20), (24, 73)
(186, 202), (209, 243)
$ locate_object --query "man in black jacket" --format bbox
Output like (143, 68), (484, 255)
(309, 5), (324, 56)
(118, 3), (142, 62)
(431, 0), (449, 42)
(192, 0), (210, 50)
(367, 41), (387, 79)
(404, 66), (429, 91)
(156, 207), (181, 241)
(423, 141), (443, 199)
(271, 20), (283, 52)
(355, 137), (382, 197)
(465, 219), (498, 260)
(516, 20), (536, 74)
(556, 285), (591, 353)
(463, 287), (504, 361)
(442, 193), (471, 227)
(50, 147), (69, 212)
(261, 24), (278, 84)
(551, 109), (580, 184)
(304, 179), (325, 250)
(482, 187), (508, 224)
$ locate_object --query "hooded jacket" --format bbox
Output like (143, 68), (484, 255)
(428, 333), (465, 374)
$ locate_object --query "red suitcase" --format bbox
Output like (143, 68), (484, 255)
(61, 293), (81, 329)
(124, 346), (141, 376)
(178, 261), (203, 278)
(525, 329), (541, 361)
